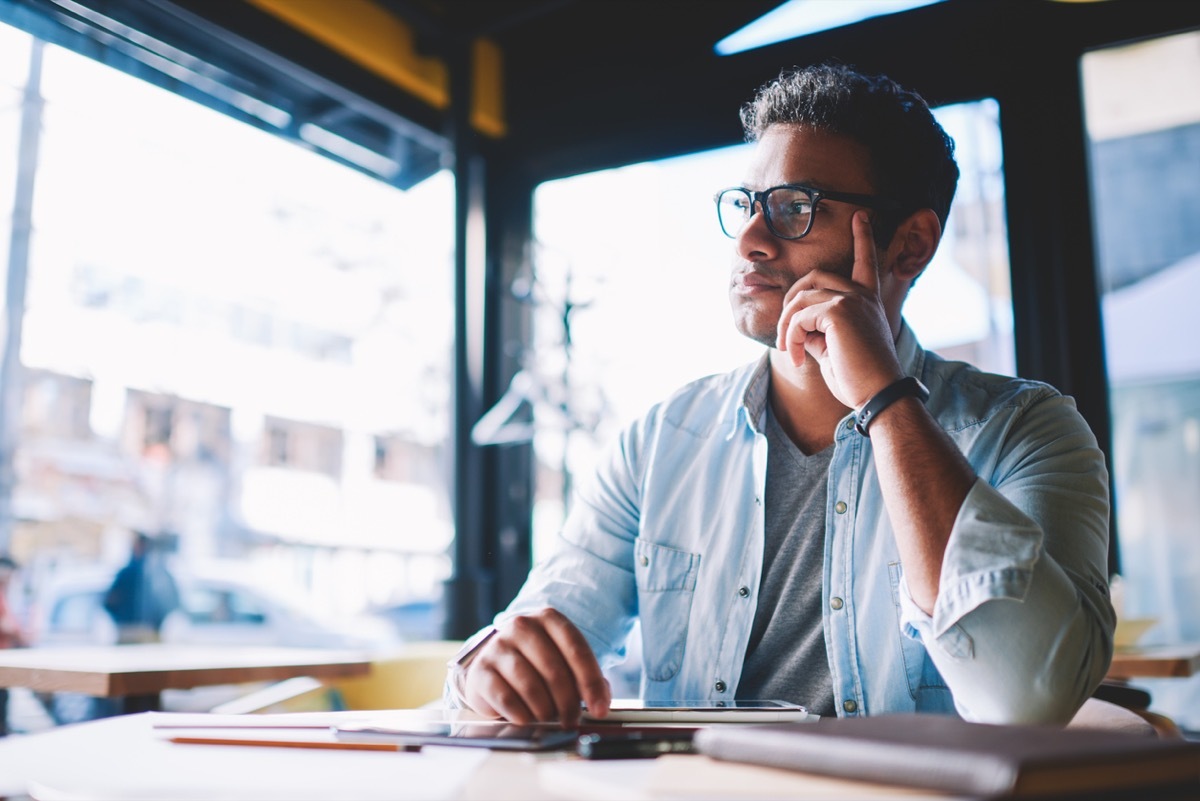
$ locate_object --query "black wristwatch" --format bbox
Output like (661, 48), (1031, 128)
(853, 376), (930, 437)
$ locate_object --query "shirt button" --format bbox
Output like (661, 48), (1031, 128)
(845, 419), (854, 430)
(714, 680), (727, 693)
(834, 501), (847, 514)
(738, 586), (750, 598)
(830, 597), (844, 610)
(843, 699), (858, 714)
(639, 555), (649, 567)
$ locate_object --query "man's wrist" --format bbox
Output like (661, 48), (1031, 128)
(854, 376), (930, 436)
(445, 626), (497, 709)
(449, 626), (498, 669)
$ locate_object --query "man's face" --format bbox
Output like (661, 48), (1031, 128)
(728, 125), (882, 348)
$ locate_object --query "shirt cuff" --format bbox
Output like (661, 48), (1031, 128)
(930, 479), (1040, 634)
(442, 626), (497, 711)
(897, 575), (975, 660)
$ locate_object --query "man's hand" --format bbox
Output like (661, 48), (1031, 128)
(462, 607), (611, 727)
(775, 210), (904, 408)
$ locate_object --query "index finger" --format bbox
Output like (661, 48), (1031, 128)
(542, 611), (611, 720)
(851, 210), (880, 292)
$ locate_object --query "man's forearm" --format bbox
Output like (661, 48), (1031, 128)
(867, 395), (975, 613)
(886, 400), (1115, 724)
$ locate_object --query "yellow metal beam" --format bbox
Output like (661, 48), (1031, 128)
(246, 0), (505, 137)
(471, 37), (504, 138)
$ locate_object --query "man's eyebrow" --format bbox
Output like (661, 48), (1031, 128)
(740, 180), (818, 190)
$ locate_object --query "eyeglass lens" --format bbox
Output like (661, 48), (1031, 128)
(716, 187), (815, 240)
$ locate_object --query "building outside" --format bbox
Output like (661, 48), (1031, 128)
(0, 26), (456, 632)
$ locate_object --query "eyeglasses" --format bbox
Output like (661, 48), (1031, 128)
(714, 184), (901, 241)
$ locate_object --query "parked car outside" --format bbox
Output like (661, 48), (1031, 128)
(31, 564), (401, 651)
(28, 562), (404, 724)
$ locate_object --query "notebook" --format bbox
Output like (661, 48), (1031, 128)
(693, 713), (1200, 798)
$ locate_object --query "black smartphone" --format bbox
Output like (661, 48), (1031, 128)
(576, 730), (697, 759)
(331, 720), (578, 751)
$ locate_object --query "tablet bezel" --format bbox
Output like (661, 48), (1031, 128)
(583, 699), (815, 723)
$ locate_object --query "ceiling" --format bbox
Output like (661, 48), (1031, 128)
(0, 0), (789, 187)
(360, 0), (1200, 182)
(6, 0), (1200, 189)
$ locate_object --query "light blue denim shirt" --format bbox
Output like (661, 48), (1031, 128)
(470, 323), (1115, 724)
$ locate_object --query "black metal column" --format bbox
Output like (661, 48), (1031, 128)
(444, 33), (494, 639)
(1000, 48), (1118, 577)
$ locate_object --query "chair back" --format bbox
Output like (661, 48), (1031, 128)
(208, 640), (464, 714)
(332, 640), (463, 710)
(1068, 697), (1158, 737)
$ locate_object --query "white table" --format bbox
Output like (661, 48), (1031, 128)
(0, 709), (958, 800)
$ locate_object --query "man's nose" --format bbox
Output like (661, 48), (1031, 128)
(735, 204), (779, 256)
(739, 201), (773, 239)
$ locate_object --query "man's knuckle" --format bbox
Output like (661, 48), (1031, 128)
(508, 615), (539, 638)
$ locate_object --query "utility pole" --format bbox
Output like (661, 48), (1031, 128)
(0, 39), (45, 554)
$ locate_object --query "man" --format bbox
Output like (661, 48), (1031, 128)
(447, 63), (1114, 728)
(104, 532), (180, 644)
(1, 555), (30, 736)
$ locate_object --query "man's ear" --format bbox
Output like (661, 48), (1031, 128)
(885, 208), (942, 283)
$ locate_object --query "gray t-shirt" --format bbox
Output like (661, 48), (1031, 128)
(735, 405), (837, 717)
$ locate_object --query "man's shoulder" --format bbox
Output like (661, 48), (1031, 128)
(669, 360), (757, 397)
(925, 350), (1055, 393)
(650, 360), (759, 418)
(922, 352), (1076, 427)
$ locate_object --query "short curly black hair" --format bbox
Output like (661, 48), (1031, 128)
(740, 63), (959, 240)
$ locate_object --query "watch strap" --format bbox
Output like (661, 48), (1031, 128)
(853, 376), (930, 437)
(448, 626), (498, 668)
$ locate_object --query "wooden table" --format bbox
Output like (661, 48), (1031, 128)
(1107, 643), (1200, 680)
(0, 643), (371, 713)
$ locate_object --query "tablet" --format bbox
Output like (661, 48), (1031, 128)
(583, 699), (816, 723)
(332, 720), (578, 751)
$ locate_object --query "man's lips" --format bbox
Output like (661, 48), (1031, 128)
(734, 269), (787, 292)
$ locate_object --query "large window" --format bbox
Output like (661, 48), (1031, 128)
(0, 23), (454, 662)
(526, 98), (1012, 559)
(1083, 30), (1200, 731)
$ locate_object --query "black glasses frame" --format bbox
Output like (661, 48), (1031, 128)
(713, 184), (903, 240)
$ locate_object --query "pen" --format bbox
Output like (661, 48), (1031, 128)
(576, 732), (696, 760)
(168, 736), (421, 752)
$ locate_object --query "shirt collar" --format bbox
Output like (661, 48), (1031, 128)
(895, 319), (926, 376)
(729, 350), (772, 439)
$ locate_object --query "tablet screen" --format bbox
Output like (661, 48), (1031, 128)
(332, 720), (578, 751)
(607, 700), (804, 711)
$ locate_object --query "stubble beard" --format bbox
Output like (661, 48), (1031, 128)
(735, 306), (779, 349)
(729, 250), (855, 350)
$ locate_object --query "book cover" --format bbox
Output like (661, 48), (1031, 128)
(693, 714), (1200, 798)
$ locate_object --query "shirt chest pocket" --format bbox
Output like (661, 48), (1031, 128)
(635, 539), (701, 682)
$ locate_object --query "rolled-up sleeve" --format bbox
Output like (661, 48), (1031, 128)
(899, 394), (1115, 724)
